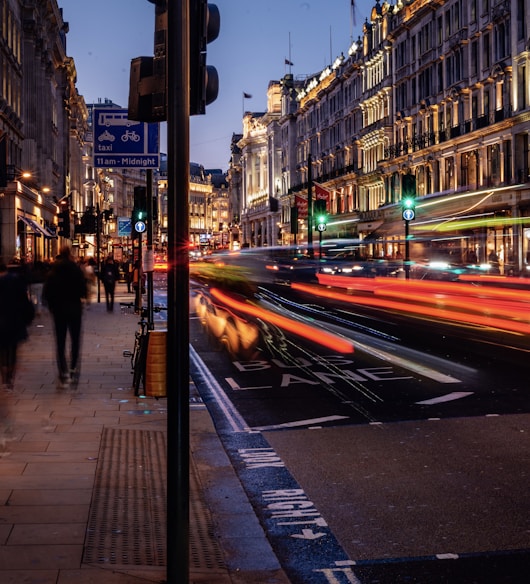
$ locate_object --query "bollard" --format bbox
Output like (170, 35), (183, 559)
(145, 330), (167, 397)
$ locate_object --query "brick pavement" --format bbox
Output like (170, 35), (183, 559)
(0, 281), (289, 584)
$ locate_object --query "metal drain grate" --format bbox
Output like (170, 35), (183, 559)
(189, 456), (226, 571)
(85, 427), (226, 572)
(85, 428), (167, 566)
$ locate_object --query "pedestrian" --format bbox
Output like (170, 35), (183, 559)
(123, 258), (133, 293)
(100, 255), (120, 312)
(80, 257), (97, 305)
(131, 260), (146, 311)
(0, 263), (35, 390)
(42, 246), (87, 388)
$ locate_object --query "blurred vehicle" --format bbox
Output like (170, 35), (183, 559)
(194, 291), (260, 359)
(153, 254), (168, 271)
(410, 260), (492, 281)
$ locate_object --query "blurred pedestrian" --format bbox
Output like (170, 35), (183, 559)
(42, 246), (87, 388)
(28, 260), (48, 315)
(131, 260), (146, 311)
(100, 255), (120, 311)
(0, 262), (35, 390)
(80, 257), (97, 305)
(123, 258), (133, 293)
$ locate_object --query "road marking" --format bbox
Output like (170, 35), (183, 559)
(226, 377), (273, 391)
(190, 345), (249, 433)
(252, 415), (348, 432)
(416, 391), (474, 405)
(291, 528), (326, 540)
(353, 339), (463, 383)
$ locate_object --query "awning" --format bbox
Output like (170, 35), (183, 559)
(363, 226), (388, 242)
(18, 215), (57, 238)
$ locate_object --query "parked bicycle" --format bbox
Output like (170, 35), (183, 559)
(121, 302), (167, 396)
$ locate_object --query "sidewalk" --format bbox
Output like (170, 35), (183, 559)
(0, 282), (289, 584)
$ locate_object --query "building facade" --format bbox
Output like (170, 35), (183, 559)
(234, 0), (530, 274)
(0, 0), (75, 264)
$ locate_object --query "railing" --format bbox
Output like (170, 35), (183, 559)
(384, 107), (512, 160)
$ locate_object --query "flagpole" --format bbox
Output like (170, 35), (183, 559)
(288, 32), (292, 74)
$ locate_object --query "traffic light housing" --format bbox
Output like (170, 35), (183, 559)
(129, 1), (220, 119)
(57, 208), (71, 238)
(402, 173), (416, 221)
(128, 1), (167, 122)
(132, 186), (148, 223)
(190, 1), (220, 116)
(290, 206), (298, 235)
(314, 198), (328, 228)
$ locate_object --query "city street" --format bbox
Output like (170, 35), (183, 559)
(187, 274), (530, 584)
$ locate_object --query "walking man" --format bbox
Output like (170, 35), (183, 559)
(100, 255), (120, 312)
(43, 246), (87, 388)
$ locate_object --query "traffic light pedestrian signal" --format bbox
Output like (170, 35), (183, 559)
(190, 1), (220, 116)
(57, 209), (71, 238)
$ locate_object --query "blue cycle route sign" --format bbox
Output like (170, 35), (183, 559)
(93, 108), (159, 169)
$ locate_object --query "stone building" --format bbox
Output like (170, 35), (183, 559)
(0, 0), (79, 264)
(234, 0), (530, 274)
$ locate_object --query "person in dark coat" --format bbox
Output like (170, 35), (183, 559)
(0, 263), (35, 389)
(42, 246), (87, 388)
(100, 255), (120, 312)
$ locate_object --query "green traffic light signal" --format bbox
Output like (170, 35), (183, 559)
(402, 196), (415, 209)
(317, 214), (327, 224)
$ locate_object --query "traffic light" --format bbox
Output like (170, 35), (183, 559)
(57, 208), (71, 238)
(402, 173), (416, 221)
(190, 1), (220, 116)
(314, 198), (328, 228)
(128, 1), (167, 122)
(133, 186), (148, 222)
(290, 206), (298, 234)
(80, 210), (97, 234)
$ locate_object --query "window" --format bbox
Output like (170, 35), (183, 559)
(496, 20), (510, 61)
(470, 40), (478, 77)
(517, 63), (527, 110)
(471, 0), (477, 21)
(483, 33), (491, 69)
(517, 0), (526, 41)
(503, 139), (512, 183)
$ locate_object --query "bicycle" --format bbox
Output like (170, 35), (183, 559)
(121, 303), (149, 395)
(121, 302), (167, 396)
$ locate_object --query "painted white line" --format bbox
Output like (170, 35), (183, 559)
(252, 415), (348, 432)
(416, 391), (474, 405)
(189, 345), (249, 433)
(354, 340), (463, 383)
(225, 377), (273, 391)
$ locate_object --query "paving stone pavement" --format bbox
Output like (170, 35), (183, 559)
(0, 282), (289, 584)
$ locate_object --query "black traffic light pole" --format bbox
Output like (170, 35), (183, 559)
(146, 168), (154, 328)
(167, 1), (189, 582)
(404, 219), (410, 280)
(307, 153), (313, 258)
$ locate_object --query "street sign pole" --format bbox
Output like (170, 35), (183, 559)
(307, 153), (313, 258)
(146, 168), (154, 328)
(405, 219), (410, 280)
(167, 1), (189, 582)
